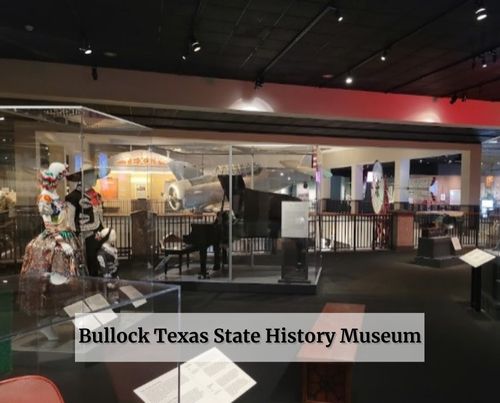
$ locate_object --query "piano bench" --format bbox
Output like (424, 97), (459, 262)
(162, 244), (198, 276)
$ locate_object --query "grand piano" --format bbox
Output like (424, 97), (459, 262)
(183, 174), (300, 279)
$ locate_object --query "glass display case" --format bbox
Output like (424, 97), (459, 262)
(0, 105), (322, 289)
(0, 274), (180, 402)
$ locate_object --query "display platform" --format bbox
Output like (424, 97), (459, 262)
(155, 262), (320, 294)
(414, 236), (461, 268)
(0, 274), (180, 402)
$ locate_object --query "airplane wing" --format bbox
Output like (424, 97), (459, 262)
(167, 160), (201, 180)
(279, 159), (332, 178)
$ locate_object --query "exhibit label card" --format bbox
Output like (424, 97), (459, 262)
(63, 300), (101, 331)
(120, 285), (147, 308)
(281, 201), (309, 238)
(451, 237), (462, 251)
(133, 347), (256, 403)
(84, 293), (118, 325)
(459, 248), (495, 268)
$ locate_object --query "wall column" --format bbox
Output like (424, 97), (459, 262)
(394, 159), (410, 210)
(14, 124), (37, 206)
(461, 147), (481, 208)
(351, 164), (364, 213)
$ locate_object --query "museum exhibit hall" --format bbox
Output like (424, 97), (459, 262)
(1, 1), (500, 402)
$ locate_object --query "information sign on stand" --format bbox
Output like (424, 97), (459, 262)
(459, 248), (496, 312)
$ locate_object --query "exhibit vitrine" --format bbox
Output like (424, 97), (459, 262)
(0, 273), (180, 402)
(0, 106), (322, 287)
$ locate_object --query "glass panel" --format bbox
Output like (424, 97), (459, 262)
(0, 106), (180, 402)
(81, 113), (154, 281)
(481, 139), (500, 250)
(147, 140), (231, 282)
(228, 143), (320, 284)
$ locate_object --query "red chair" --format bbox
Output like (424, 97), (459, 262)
(0, 375), (64, 403)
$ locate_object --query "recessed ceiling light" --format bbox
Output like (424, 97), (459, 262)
(190, 37), (201, 52)
(345, 75), (353, 85)
(322, 73), (333, 79)
(475, 2), (487, 21)
(0, 117), (4, 121)
(380, 50), (388, 62)
(335, 9), (343, 22)
(104, 51), (117, 57)
(79, 43), (92, 55)
(24, 24), (34, 32)
(481, 55), (487, 68)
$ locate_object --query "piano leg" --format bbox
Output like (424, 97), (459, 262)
(213, 244), (221, 271)
(198, 247), (209, 279)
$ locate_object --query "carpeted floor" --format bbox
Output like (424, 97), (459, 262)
(178, 251), (500, 403)
(4, 250), (499, 402)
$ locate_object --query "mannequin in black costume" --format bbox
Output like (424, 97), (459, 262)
(66, 164), (108, 276)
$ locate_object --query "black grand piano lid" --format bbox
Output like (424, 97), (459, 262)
(217, 174), (300, 238)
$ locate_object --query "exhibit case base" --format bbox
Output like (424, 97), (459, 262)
(158, 264), (320, 294)
(415, 236), (461, 268)
(414, 255), (462, 268)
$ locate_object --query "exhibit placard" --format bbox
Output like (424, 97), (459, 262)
(134, 347), (256, 403)
(451, 237), (462, 251)
(459, 248), (495, 268)
(281, 201), (309, 238)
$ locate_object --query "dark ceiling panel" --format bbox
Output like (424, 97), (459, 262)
(1, 0), (500, 102)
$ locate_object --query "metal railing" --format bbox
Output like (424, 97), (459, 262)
(412, 213), (499, 248)
(4, 208), (445, 269)
(319, 213), (392, 251)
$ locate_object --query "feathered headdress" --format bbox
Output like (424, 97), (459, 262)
(39, 162), (68, 190)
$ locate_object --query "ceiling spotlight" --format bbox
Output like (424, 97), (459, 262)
(190, 37), (201, 53)
(345, 74), (353, 85)
(335, 9), (343, 22)
(0, 117), (4, 121)
(181, 54), (187, 61)
(254, 76), (264, 89)
(380, 51), (387, 62)
(450, 94), (458, 104)
(79, 42), (92, 55)
(481, 54), (487, 68)
(322, 73), (333, 79)
(24, 24), (34, 32)
(475, 1), (487, 21)
(103, 51), (117, 58)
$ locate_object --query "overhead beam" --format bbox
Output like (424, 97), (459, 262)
(257, 2), (336, 83)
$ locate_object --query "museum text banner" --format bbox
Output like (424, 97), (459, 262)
(74, 312), (424, 362)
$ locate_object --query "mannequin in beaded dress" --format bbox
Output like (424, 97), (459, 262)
(20, 162), (84, 276)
